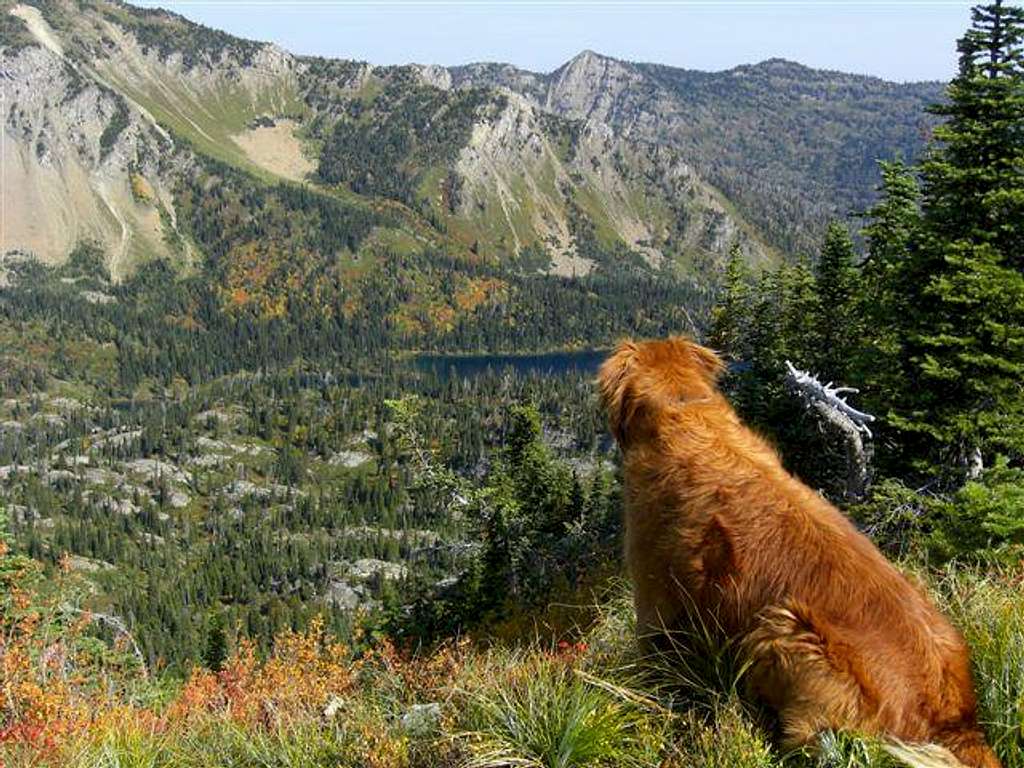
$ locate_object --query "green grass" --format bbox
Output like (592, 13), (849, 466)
(354, 75), (385, 108)
(99, 69), (308, 180)
(571, 183), (625, 252)
(456, 653), (655, 768)
(937, 569), (1024, 767)
(436, 153), (574, 262)
(362, 226), (423, 259)
(67, 721), (398, 768)
(669, 700), (779, 768)
(414, 165), (448, 208)
(703, 185), (785, 270)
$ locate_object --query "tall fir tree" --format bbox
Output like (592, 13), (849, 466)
(899, 0), (1024, 472)
(815, 222), (860, 384)
(858, 161), (925, 471)
(781, 256), (822, 370)
(709, 243), (753, 358)
(860, 160), (922, 371)
(201, 610), (228, 672)
(742, 266), (787, 420)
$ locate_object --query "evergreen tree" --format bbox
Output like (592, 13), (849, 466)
(732, 266), (786, 426)
(857, 161), (923, 471)
(709, 243), (752, 357)
(900, 0), (1024, 471)
(780, 256), (822, 370)
(815, 222), (860, 383)
(201, 611), (228, 672)
(505, 404), (542, 470)
(859, 161), (921, 377)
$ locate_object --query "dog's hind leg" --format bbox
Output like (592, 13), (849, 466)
(741, 601), (877, 751)
(742, 604), (1000, 767)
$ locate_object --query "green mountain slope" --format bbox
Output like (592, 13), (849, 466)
(2, 0), (940, 285)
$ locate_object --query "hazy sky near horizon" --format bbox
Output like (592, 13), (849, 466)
(133, 1), (977, 83)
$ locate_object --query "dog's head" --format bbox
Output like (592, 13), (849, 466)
(597, 336), (724, 448)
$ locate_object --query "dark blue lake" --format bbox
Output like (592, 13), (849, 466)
(413, 349), (609, 380)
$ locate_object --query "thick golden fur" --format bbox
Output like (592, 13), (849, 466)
(598, 337), (1000, 768)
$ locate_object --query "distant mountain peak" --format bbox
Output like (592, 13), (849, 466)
(753, 57), (805, 69)
(1, 0), (943, 275)
(560, 48), (617, 73)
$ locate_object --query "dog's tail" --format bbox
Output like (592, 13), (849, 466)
(884, 730), (1003, 768)
(881, 739), (971, 768)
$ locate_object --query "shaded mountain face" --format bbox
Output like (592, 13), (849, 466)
(1, 0), (941, 284)
(452, 52), (943, 255)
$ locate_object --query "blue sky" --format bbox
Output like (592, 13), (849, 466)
(134, 1), (977, 82)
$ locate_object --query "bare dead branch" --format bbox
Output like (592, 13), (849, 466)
(784, 361), (877, 500)
(69, 608), (148, 677)
(784, 361), (876, 438)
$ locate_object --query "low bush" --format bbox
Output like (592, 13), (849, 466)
(851, 460), (1024, 566)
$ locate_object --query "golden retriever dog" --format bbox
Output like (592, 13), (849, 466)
(598, 336), (1000, 768)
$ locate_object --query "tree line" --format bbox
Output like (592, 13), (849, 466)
(710, 1), (1024, 560)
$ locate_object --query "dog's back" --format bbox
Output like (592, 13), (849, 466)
(599, 337), (1001, 768)
(730, 460), (993, 766)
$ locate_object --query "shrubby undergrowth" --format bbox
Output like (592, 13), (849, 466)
(851, 459), (1024, 566)
(3, 529), (1022, 768)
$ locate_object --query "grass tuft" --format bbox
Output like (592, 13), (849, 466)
(937, 569), (1024, 768)
(667, 699), (777, 768)
(456, 652), (655, 768)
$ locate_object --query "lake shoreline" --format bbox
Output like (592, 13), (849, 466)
(410, 348), (611, 379)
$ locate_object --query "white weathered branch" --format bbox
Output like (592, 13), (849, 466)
(784, 361), (876, 438)
(784, 361), (877, 501)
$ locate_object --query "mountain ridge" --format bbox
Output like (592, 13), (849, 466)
(2, 0), (943, 282)
(450, 48), (943, 253)
(452, 50), (944, 89)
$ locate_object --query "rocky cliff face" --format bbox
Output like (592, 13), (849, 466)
(545, 50), (650, 127)
(2, 0), (314, 276)
(2, 0), (940, 279)
(446, 86), (772, 273)
(2, 5), (187, 278)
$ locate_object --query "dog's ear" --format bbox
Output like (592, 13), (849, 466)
(598, 341), (639, 446)
(689, 343), (726, 383)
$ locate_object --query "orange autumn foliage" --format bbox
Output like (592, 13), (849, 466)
(1, 554), (93, 763)
(1, 543), (468, 768)
(453, 277), (506, 313)
(168, 617), (352, 728)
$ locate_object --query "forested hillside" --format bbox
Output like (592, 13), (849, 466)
(453, 53), (944, 255)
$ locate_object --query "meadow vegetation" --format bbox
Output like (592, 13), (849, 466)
(3, 532), (1023, 768)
